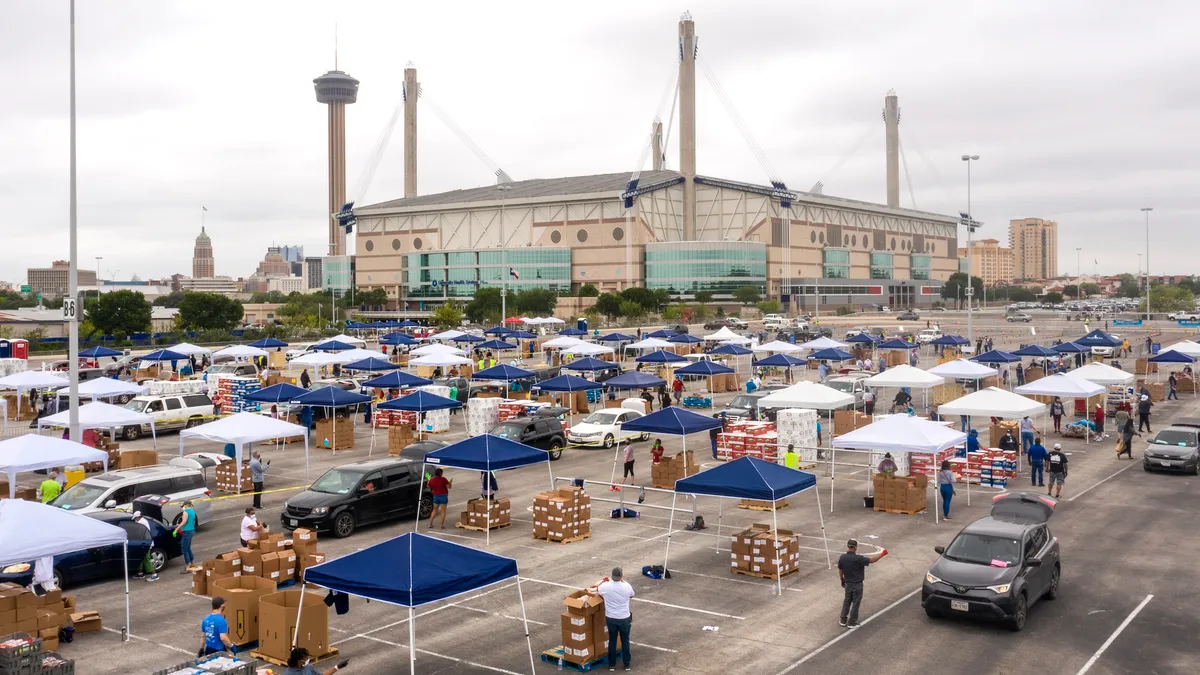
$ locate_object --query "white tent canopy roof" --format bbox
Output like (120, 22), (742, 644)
(757, 382), (856, 410)
(428, 329), (466, 341)
(1066, 362), (1136, 386)
(627, 338), (673, 350)
(703, 327), (741, 341)
(0, 370), (70, 391)
(327, 348), (385, 364)
(317, 334), (367, 346)
(38, 401), (153, 430)
(167, 342), (211, 356)
(0, 499), (128, 568)
(290, 351), (348, 367)
(0, 436), (108, 498)
(937, 387), (1046, 418)
(797, 336), (849, 350)
(542, 336), (588, 349)
(927, 359), (999, 380)
(412, 343), (467, 357)
(55, 377), (148, 399)
(832, 414), (967, 455)
(213, 345), (269, 360)
(752, 340), (804, 354)
(563, 343), (614, 356)
(864, 364), (946, 389)
(720, 336), (753, 345)
(180, 412), (306, 448)
(1160, 340), (1200, 357)
(410, 354), (473, 367)
(1015, 373), (1105, 398)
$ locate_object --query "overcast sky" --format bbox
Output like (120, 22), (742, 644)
(3, 0), (1196, 285)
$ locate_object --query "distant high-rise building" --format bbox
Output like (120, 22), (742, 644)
(278, 245), (305, 263)
(958, 239), (1014, 287)
(27, 261), (97, 298)
(256, 246), (292, 278)
(1008, 218), (1058, 280)
(192, 227), (215, 278)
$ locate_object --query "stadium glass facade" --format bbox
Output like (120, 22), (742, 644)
(404, 248), (572, 299)
(644, 241), (767, 297)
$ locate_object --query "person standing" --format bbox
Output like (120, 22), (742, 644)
(1137, 394), (1153, 432)
(176, 500), (198, 572)
(998, 428), (1019, 453)
(785, 444), (800, 470)
(249, 451), (268, 509)
(596, 567), (635, 671)
(300, 369), (312, 389)
(1094, 404), (1105, 440)
(1016, 363), (1025, 386)
(863, 389), (875, 416)
(708, 423), (721, 460)
(132, 511), (160, 582)
(671, 376), (683, 405)
(200, 597), (234, 656)
(1046, 444), (1068, 498)
(837, 539), (886, 628)
(1118, 417), (1139, 459)
(817, 361), (829, 383)
(427, 468), (451, 529)
(649, 438), (664, 464)
(480, 471), (499, 500)
(938, 460), (957, 520)
(621, 441), (635, 487)
(38, 470), (61, 504)
(1050, 397), (1065, 434)
(240, 507), (265, 547)
(876, 453), (897, 475)
(1168, 373), (1179, 400)
(1027, 436), (1048, 487)
(658, 387), (671, 410)
(1019, 415), (1037, 453)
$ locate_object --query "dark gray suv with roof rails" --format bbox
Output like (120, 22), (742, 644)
(1142, 419), (1200, 474)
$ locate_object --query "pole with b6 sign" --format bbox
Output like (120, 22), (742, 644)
(67, 0), (81, 447)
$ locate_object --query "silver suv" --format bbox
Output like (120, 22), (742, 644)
(1143, 420), (1200, 474)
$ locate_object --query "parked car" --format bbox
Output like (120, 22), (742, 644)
(1142, 420), (1200, 474)
(922, 493), (1060, 631)
(103, 355), (142, 377)
(281, 457), (434, 538)
(666, 324), (690, 335)
(122, 393), (213, 440)
(721, 386), (788, 422)
(726, 317), (749, 329)
(762, 314), (788, 330)
(205, 362), (260, 378)
(1168, 311), (1200, 321)
(931, 306), (948, 313)
(567, 409), (648, 448)
(916, 328), (943, 344)
(1091, 334), (1120, 358)
(825, 373), (871, 406)
(896, 311), (920, 321)
(393, 440), (449, 463)
(490, 416), (566, 460)
(44, 362), (106, 382)
(703, 318), (740, 331)
(285, 344), (317, 361)
(1006, 313), (1033, 323)
(50, 465), (213, 526)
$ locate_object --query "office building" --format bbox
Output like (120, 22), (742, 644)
(957, 239), (1014, 287)
(1009, 218), (1058, 280)
(255, 246), (293, 277)
(27, 261), (97, 298)
(193, 227), (215, 278)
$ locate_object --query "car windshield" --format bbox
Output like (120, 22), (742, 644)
(53, 482), (109, 510)
(207, 365), (240, 375)
(1152, 429), (1198, 446)
(310, 469), (365, 495)
(944, 532), (1022, 567)
(728, 396), (755, 409)
(827, 381), (855, 393)
(124, 400), (149, 413)
(582, 412), (618, 425)
(492, 424), (524, 439)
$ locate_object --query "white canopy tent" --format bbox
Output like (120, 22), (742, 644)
(55, 377), (148, 400)
(927, 359), (999, 380)
(428, 329), (466, 341)
(167, 342), (211, 356)
(831, 415), (969, 523)
(290, 351), (348, 367)
(538, 317), (566, 324)
(0, 371), (69, 420)
(542, 336), (588, 349)
(328, 348), (386, 364)
(797, 336), (849, 350)
(627, 337), (673, 350)
(757, 381), (855, 410)
(410, 354), (473, 368)
(864, 365), (946, 389)
(703, 327), (741, 341)
(212, 345), (269, 361)
(719, 335), (753, 345)
(180, 412), (310, 481)
(0, 500), (131, 639)
(412, 343), (467, 357)
(1160, 340), (1200, 357)
(0, 435), (108, 498)
(752, 340), (803, 354)
(936, 387), (1045, 419)
(317, 334), (367, 346)
(38, 401), (157, 449)
(1015, 373), (1105, 399)
(562, 343), (614, 357)
(1066, 362), (1136, 386)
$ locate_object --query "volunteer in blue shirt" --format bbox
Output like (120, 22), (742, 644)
(966, 429), (981, 454)
(1026, 436), (1048, 487)
(200, 597), (234, 656)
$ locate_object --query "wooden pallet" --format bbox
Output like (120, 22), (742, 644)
(873, 505), (926, 515)
(455, 520), (513, 532)
(251, 647), (339, 667)
(732, 565), (799, 580)
(533, 531), (592, 544)
(540, 647), (618, 672)
(738, 500), (790, 511)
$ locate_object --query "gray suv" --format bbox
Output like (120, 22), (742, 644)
(1142, 420), (1200, 474)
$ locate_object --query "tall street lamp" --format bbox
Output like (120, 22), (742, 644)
(496, 184), (514, 323)
(961, 154), (980, 347)
(94, 256), (102, 304)
(1076, 247), (1082, 280)
(1141, 207), (1152, 323)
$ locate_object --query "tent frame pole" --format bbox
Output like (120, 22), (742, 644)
(515, 576), (537, 675)
(771, 497), (781, 596)
(123, 540), (131, 640)
(662, 492), (678, 577)
(408, 605), (416, 675)
(413, 462), (427, 532)
(813, 483), (832, 569)
(292, 582), (306, 647)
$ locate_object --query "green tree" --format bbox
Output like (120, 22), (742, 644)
(660, 304), (683, 321)
(1080, 283), (1102, 297)
(514, 288), (557, 316)
(594, 293), (623, 320)
(88, 290), (152, 336)
(733, 286), (761, 306)
(465, 287), (503, 325)
(618, 287), (664, 311)
(691, 303), (711, 321)
(178, 292), (243, 331)
(1116, 273), (1140, 298)
(940, 273), (984, 309)
(356, 288), (389, 309)
(756, 299), (781, 315)
(0, 291), (37, 310)
(578, 284), (600, 298)
(1044, 291), (1064, 304)
(1062, 285), (1079, 299)
(153, 290), (185, 307)
(1009, 288), (1037, 303)
(1140, 284), (1194, 313)
(431, 302), (465, 329)
(693, 290), (714, 304)
(248, 290), (288, 304)
(618, 300), (645, 321)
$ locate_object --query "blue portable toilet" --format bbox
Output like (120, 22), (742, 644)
(577, 317), (588, 332)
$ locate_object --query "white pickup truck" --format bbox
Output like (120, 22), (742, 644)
(917, 328), (943, 344)
(762, 314), (788, 329)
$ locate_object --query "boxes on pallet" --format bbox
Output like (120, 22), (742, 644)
(871, 473), (928, 513)
(215, 461), (253, 493)
(532, 487), (591, 542)
(314, 417), (354, 450)
(215, 376), (262, 415)
(386, 425), (415, 456)
(467, 396), (502, 437)
(774, 408), (819, 464)
(561, 590), (607, 665)
(257, 589), (329, 664)
(729, 523), (800, 576)
(116, 449), (157, 470)
(209, 576), (277, 645)
(650, 450), (699, 488)
(459, 497), (512, 529)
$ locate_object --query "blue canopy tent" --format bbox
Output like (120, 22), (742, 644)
(292, 387), (373, 453)
(244, 382), (307, 403)
(380, 332), (418, 346)
(595, 332), (635, 343)
(1149, 349), (1197, 393)
(709, 343), (754, 378)
(534, 375), (603, 422)
(343, 357), (401, 372)
(451, 333), (486, 344)
(361, 370), (432, 390)
(303, 532), (535, 674)
(1053, 341), (1089, 354)
(808, 348), (855, 361)
(561, 357), (620, 374)
(604, 371), (666, 391)
(140, 348), (186, 362)
(930, 335), (963, 347)
(1014, 345), (1059, 358)
(675, 359), (736, 396)
(971, 349), (1022, 363)
(248, 337), (289, 349)
(754, 353), (805, 368)
(877, 338), (918, 350)
(663, 457), (830, 593)
(1076, 329), (1122, 348)
(505, 330), (537, 340)
(668, 334), (704, 345)
(477, 339), (518, 352)
(396, 319), (420, 328)
(482, 326), (513, 337)
(635, 349), (687, 364)
(79, 346), (122, 358)
(845, 333), (880, 345)
(620, 407), (723, 493)
(311, 340), (356, 353)
(557, 328), (587, 337)
(424, 434), (554, 545)
(376, 390), (463, 447)
(472, 364), (537, 398)
(645, 329), (676, 339)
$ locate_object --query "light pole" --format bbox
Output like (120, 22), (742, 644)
(94, 256), (102, 304)
(496, 185), (514, 324)
(961, 154), (980, 347)
(1076, 247), (1081, 280)
(67, 0), (80, 443)
(1141, 207), (1152, 322)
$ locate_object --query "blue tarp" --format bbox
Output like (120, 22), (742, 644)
(79, 346), (122, 358)
(248, 338), (289, 348)
(477, 340), (518, 351)
(1053, 341), (1089, 354)
(809, 348), (855, 361)
(595, 333), (635, 343)
(877, 338), (918, 350)
(312, 340), (356, 352)
(140, 349), (187, 362)
(675, 456), (817, 501)
(1013, 345), (1059, 358)
(675, 360), (735, 376)
(244, 383), (308, 403)
(605, 372), (666, 389)
(1149, 350), (1196, 363)
(304, 532), (518, 607)
(292, 387), (373, 407)
(472, 364), (536, 381)
(380, 332), (418, 346)
(709, 344), (753, 356)
(845, 333), (880, 344)
(622, 406), (723, 436)
(971, 349), (1022, 364)
(343, 357), (401, 372)
(424, 434), (548, 471)
(645, 329), (676, 339)
(1075, 329), (1122, 348)
(668, 334), (703, 344)
(636, 350), (687, 364)
(536, 375), (603, 392)
(755, 353), (805, 367)
(557, 328), (587, 337)
(361, 371), (433, 389)
(378, 390), (462, 412)
(561, 357), (619, 373)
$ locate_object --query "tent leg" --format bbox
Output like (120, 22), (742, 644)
(662, 492), (678, 577)
(414, 462), (427, 532)
(771, 501), (781, 596)
(123, 541), (131, 640)
(151, 423), (157, 451)
(813, 482), (832, 569)
(515, 576), (537, 675)
(934, 470), (939, 525)
(830, 445), (836, 514)
(303, 436), (309, 480)
(409, 605), (416, 675)
(292, 583), (306, 647)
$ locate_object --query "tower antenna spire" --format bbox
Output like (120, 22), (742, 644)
(334, 23), (338, 69)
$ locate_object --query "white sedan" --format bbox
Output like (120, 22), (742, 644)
(567, 409), (648, 448)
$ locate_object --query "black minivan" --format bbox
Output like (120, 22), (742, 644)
(281, 458), (434, 538)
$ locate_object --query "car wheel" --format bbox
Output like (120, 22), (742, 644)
(639, 433), (649, 442)
(924, 605), (942, 619)
(123, 425), (141, 441)
(603, 434), (615, 449)
(185, 417), (202, 429)
(548, 439), (564, 461)
(333, 511), (356, 538)
(418, 496), (434, 519)
(1045, 566), (1060, 600)
(1009, 594), (1028, 632)
(53, 568), (65, 590)
(1192, 461), (1200, 476)
(148, 547), (168, 573)
(118, 394), (133, 404)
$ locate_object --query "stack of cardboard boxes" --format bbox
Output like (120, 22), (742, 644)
(291, 528), (325, 581)
(115, 449), (157, 470)
(386, 424), (414, 456)
(255, 589), (331, 664)
(532, 487), (592, 543)
(208, 575), (277, 647)
(775, 409), (820, 466)
(458, 498), (512, 530)
(650, 450), (699, 488)
(988, 419), (1021, 448)
(872, 473), (928, 514)
(193, 532), (307, 597)
(833, 410), (872, 436)
(315, 417), (355, 450)
(0, 480), (36, 501)
(729, 524), (800, 578)
(0, 585), (93, 652)
(214, 461), (253, 494)
(559, 590), (608, 665)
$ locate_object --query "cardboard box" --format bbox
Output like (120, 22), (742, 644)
(210, 575), (277, 645)
(563, 590), (604, 617)
(0, 609), (14, 625)
(15, 590), (39, 609)
(116, 449), (157, 469)
(297, 552), (326, 581)
(15, 604), (37, 622)
(62, 594), (76, 612)
(260, 552), (282, 582)
(39, 589), (62, 606)
(258, 590), (329, 662)
(36, 609), (58, 630)
(13, 618), (37, 635)
(71, 610), (102, 633)
(192, 569), (208, 596)
(291, 528), (318, 556)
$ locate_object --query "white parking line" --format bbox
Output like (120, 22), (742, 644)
(519, 576), (745, 620)
(774, 587), (921, 674)
(1076, 594), (1154, 674)
(102, 627), (194, 656)
(669, 568), (803, 593)
(331, 582), (520, 643)
(348, 633), (526, 675)
(1067, 462), (1137, 502)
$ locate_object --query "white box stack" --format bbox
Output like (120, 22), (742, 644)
(416, 385), (452, 432)
(775, 408), (820, 465)
(0, 358), (28, 377)
(467, 396), (502, 437)
(148, 379), (207, 396)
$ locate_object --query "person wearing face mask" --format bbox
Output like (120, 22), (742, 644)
(283, 646), (348, 675)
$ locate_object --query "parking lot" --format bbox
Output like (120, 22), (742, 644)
(24, 312), (1200, 674)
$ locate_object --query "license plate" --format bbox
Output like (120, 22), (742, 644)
(950, 600), (969, 612)
(289, 519), (298, 526)
(1160, 460), (1175, 466)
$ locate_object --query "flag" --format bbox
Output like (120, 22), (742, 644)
(509, 268), (519, 280)
(202, 206), (208, 212)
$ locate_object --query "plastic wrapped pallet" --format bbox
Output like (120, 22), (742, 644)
(147, 380), (207, 396)
(468, 396), (502, 437)
(415, 385), (452, 432)
(0, 358), (29, 377)
(774, 408), (819, 464)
